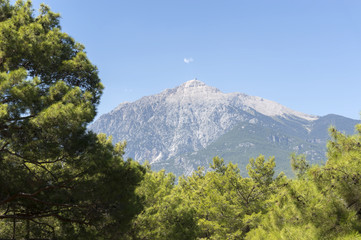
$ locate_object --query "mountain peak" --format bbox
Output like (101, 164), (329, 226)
(180, 79), (207, 88)
(90, 79), (359, 176)
(174, 79), (221, 96)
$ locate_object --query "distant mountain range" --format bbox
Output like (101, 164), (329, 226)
(90, 80), (360, 176)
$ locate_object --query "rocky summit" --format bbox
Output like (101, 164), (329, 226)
(90, 80), (360, 176)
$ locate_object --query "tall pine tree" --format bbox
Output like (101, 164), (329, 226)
(0, 1), (144, 238)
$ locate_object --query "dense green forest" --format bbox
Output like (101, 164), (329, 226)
(1, 1), (361, 239)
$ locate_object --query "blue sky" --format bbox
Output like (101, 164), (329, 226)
(27, 0), (361, 120)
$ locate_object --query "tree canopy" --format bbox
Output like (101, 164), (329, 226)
(123, 123), (361, 240)
(0, 1), (144, 238)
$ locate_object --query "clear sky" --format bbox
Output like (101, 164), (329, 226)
(26, 0), (361, 120)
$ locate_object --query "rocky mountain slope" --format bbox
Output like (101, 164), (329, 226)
(90, 80), (360, 176)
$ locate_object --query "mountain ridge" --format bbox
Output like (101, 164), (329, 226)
(90, 79), (359, 176)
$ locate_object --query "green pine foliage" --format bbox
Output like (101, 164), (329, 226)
(0, 1), (145, 239)
(124, 123), (361, 240)
(124, 156), (279, 239)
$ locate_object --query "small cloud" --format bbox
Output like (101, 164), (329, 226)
(184, 57), (194, 64)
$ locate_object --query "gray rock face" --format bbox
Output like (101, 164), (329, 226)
(90, 80), (359, 176)
(92, 80), (243, 162)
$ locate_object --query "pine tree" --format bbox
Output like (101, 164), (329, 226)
(0, 1), (144, 238)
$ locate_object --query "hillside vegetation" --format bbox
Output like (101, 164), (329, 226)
(121, 124), (361, 240)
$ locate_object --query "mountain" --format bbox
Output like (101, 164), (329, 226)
(90, 80), (360, 176)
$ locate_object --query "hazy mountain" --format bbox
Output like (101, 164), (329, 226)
(90, 80), (360, 176)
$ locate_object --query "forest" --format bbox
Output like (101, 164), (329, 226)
(1, 1), (361, 239)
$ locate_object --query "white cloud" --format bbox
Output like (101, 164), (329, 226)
(184, 57), (194, 64)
